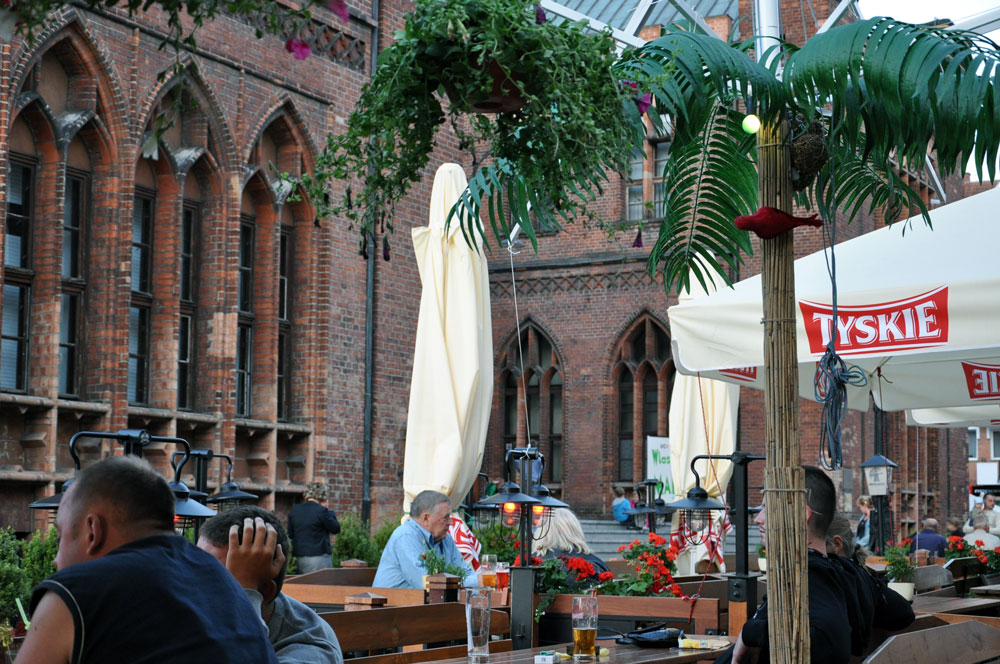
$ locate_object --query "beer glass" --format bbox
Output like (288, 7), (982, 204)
(465, 587), (491, 662)
(480, 554), (497, 588)
(571, 596), (598, 660)
(495, 561), (510, 590)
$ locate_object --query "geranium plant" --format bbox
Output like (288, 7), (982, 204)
(297, 0), (664, 254)
(597, 532), (682, 597)
(532, 555), (609, 620)
(964, 540), (1000, 573)
(946, 535), (971, 561)
(883, 539), (915, 583)
(419, 548), (467, 578)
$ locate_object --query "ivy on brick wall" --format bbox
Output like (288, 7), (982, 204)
(5, 1), (349, 56)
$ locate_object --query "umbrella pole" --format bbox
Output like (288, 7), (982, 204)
(758, 119), (809, 664)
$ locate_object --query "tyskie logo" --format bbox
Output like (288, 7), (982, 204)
(718, 367), (757, 382)
(962, 362), (1000, 401)
(799, 287), (948, 356)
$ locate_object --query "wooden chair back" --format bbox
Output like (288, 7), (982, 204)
(861, 620), (1000, 664)
(283, 584), (424, 611)
(286, 567), (378, 586)
(321, 603), (512, 664)
(606, 558), (632, 577)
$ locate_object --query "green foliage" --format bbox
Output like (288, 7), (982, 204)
(297, 0), (664, 254)
(418, 548), (466, 577)
(8, 1), (323, 50)
(471, 523), (518, 564)
(0, 529), (28, 625)
(21, 527), (58, 592)
(884, 539), (915, 582)
(330, 513), (400, 567)
(638, 18), (1000, 294)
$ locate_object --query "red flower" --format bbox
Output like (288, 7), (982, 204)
(649, 532), (667, 547)
(598, 571), (614, 582)
(980, 555), (989, 564)
(327, 0), (350, 23)
(976, 540), (985, 548)
(618, 543), (628, 553)
(285, 38), (311, 60)
(948, 535), (963, 543)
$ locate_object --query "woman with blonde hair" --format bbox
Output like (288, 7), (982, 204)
(826, 512), (870, 567)
(856, 496), (873, 549)
(533, 508), (610, 573)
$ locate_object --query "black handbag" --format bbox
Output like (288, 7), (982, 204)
(614, 623), (683, 648)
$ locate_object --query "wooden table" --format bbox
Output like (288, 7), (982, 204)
(971, 584), (1000, 598)
(420, 641), (731, 664)
(911, 594), (1000, 615)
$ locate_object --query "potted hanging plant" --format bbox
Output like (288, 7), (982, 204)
(884, 539), (916, 601)
(756, 543), (767, 573)
(296, 0), (663, 254)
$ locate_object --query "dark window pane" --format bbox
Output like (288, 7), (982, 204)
(236, 323), (252, 417)
(178, 315), (191, 409)
(6, 164), (31, 268)
(180, 207), (195, 302)
(131, 196), (152, 294)
(63, 177), (83, 278)
(239, 223), (254, 313)
(643, 374), (659, 435)
(128, 305), (149, 403)
(1, 284), (28, 390)
(59, 293), (78, 396)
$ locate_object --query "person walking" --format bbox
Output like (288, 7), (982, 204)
(855, 496), (873, 549)
(288, 482), (341, 574)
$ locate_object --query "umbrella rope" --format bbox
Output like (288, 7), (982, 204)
(507, 237), (532, 444)
(815, 172), (867, 471)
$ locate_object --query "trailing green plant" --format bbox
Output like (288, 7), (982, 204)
(296, 0), (665, 255)
(756, 543), (766, 559)
(21, 527), (58, 592)
(0, 528), (28, 625)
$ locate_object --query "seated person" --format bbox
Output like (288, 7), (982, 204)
(910, 518), (947, 558)
(963, 513), (1000, 549)
(611, 487), (630, 524)
(826, 512), (869, 567)
(533, 508), (610, 573)
(717, 466), (913, 664)
(18, 455), (276, 663)
(963, 493), (1000, 535)
(198, 506), (343, 664)
(945, 517), (965, 540)
(373, 490), (478, 588)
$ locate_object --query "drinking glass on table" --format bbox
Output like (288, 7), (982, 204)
(571, 596), (598, 660)
(465, 587), (491, 662)
(480, 554), (497, 588)
(495, 561), (510, 590)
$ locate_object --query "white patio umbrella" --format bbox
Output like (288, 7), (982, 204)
(667, 186), (1000, 412)
(906, 405), (1000, 428)
(402, 163), (493, 513)
(668, 269), (739, 574)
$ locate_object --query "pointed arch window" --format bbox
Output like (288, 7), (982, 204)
(3, 158), (34, 392)
(612, 316), (674, 482)
(498, 324), (564, 485)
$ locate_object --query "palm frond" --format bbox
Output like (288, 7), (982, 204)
(804, 143), (930, 228)
(648, 106), (757, 294)
(784, 17), (1000, 181)
(628, 31), (787, 148)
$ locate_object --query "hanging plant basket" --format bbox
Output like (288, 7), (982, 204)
(443, 59), (525, 113)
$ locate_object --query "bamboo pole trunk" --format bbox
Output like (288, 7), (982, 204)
(757, 121), (809, 664)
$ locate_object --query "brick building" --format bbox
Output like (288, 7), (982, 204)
(0, 0), (974, 543)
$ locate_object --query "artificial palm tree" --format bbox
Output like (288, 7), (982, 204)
(627, 17), (999, 664)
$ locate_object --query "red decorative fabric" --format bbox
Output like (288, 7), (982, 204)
(734, 206), (822, 239)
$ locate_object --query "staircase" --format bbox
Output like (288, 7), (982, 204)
(579, 518), (641, 561)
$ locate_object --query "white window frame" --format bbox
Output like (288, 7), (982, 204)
(969, 427), (980, 460)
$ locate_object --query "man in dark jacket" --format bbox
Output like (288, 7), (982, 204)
(288, 481), (341, 573)
(910, 518), (948, 558)
(716, 466), (914, 664)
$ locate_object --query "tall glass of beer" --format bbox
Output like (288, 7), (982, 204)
(571, 596), (598, 660)
(480, 554), (497, 589)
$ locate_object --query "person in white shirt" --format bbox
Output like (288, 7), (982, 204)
(963, 513), (1000, 550)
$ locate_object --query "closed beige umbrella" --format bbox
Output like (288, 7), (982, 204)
(668, 268), (739, 573)
(402, 164), (493, 513)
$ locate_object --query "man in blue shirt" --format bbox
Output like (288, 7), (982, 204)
(910, 518), (948, 558)
(374, 490), (478, 588)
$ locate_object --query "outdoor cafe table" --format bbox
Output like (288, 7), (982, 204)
(911, 594), (1000, 615)
(421, 640), (731, 664)
(971, 584), (1000, 598)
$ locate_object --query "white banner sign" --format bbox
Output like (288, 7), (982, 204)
(646, 436), (675, 497)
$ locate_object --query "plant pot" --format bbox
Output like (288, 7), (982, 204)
(887, 582), (915, 602)
(443, 59), (525, 114)
(757, 558), (767, 573)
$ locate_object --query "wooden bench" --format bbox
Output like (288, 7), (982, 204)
(321, 603), (512, 664)
(286, 567), (378, 586)
(861, 619), (1000, 664)
(283, 584), (425, 611)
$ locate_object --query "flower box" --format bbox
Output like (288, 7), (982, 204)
(536, 593), (720, 645)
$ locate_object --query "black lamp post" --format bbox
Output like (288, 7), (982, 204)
(860, 453), (897, 556)
(629, 478), (672, 535)
(206, 454), (258, 511)
(667, 457), (726, 546)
